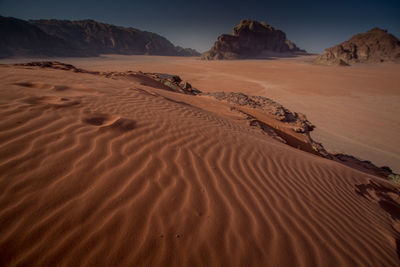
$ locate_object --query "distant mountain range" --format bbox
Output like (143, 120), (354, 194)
(2, 15), (398, 64)
(0, 16), (200, 58)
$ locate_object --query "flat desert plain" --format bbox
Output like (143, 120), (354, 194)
(0, 56), (399, 266)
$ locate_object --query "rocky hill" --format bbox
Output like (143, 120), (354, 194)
(0, 16), (93, 58)
(0, 16), (200, 58)
(201, 19), (305, 60)
(314, 28), (400, 66)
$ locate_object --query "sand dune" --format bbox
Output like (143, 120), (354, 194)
(27, 54), (398, 173)
(0, 63), (399, 266)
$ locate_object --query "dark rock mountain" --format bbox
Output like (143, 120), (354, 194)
(174, 46), (200, 57)
(30, 19), (200, 56)
(0, 16), (93, 58)
(201, 19), (306, 60)
(0, 16), (200, 58)
(314, 28), (400, 66)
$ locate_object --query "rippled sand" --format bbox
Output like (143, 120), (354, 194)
(36, 54), (398, 173)
(0, 60), (399, 266)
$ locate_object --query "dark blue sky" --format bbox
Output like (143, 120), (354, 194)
(0, 0), (399, 53)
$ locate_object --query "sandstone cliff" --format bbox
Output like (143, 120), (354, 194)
(0, 16), (200, 58)
(30, 19), (200, 56)
(314, 28), (400, 66)
(0, 16), (93, 58)
(202, 19), (305, 60)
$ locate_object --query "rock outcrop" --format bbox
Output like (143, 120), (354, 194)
(314, 28), (400, 66)
(201, 19), (305, 60)
(204, 92), (314, 131)
(14, 61), (202, 95)
(0, 16), (200, 58)
(144, 73), (202, 95)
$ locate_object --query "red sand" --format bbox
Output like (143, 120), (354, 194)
(43, 55), (398, 173)
(0, 58), (399, 266)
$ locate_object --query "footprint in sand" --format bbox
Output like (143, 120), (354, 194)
(21, 96), (80, 107)
(355, 179), (400, 221)
(83, 114), (136, 131)
(14, 82), (71, 91)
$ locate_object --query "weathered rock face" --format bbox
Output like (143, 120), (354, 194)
(30, 19), (200, 56)
(0, 16), (200, 58)
(0, 16), (94, 58)
(201, 20), (305, 60)
(144, 73), (202, 95)
(314, 28), (400, 66)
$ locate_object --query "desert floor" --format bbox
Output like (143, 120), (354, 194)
(0, 56), (399, 266)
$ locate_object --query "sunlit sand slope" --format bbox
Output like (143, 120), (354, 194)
(0, 65), (399, 266)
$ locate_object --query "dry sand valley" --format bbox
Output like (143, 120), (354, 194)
(0, 56), (399, 266)
(40, 55), (400, 173)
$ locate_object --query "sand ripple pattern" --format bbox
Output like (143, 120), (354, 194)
(0, 71), (399, 266)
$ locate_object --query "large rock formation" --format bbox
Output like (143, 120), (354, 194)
(314, 28), (400, 66)
(201, 19), (305, 60)
(0, 16), (93, 58)
(0, 16), (200, 58)
(30, 19), (200, 56)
